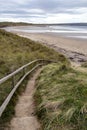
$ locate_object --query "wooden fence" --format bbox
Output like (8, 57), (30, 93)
(0, 59), (56, 117)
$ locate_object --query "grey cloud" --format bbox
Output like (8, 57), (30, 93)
(0, 0), (87, 22)
(1, 0), (87, 12)
(21, 0), (87, 11)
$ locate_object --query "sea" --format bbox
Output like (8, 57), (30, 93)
(5, 25), (87, 39)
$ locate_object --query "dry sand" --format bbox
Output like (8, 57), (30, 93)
(12, 31), (87, 63)
(17, 33), (87, 54)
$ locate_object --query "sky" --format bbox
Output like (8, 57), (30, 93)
(0, 0), (87, 23)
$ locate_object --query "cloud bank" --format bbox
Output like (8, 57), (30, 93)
(0, 0), (87, 23)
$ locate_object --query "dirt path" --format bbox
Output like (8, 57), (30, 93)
(10, 69), (42, 130)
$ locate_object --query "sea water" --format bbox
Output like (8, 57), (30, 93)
(5, 25), (87, 39)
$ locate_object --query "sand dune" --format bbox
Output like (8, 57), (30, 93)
(9, 31), (87, 63)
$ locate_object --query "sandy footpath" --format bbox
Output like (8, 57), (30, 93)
(11, 31), (87, 63)
(10, 68), (42, 130)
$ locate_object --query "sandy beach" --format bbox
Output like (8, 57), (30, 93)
(4, 25), (86, 64)
(11, 31), (87, 63)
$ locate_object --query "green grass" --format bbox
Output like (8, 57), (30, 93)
(0, 29), (66, 79)
(0, 77), (28, 128)
(0, 29), (67, 128)
(0, 22), (32, 27)
(81, 62), (87, 68)
(35, 63), (87, 130)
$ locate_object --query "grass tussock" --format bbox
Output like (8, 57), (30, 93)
(81, 62), (87, 68)
(0, 29), (67, 79)
(35, 63), (87, 130)
(0, 29), (67, 128)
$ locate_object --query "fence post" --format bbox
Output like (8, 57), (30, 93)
(12, 76), (15, 88)
(23, 68), (26, 75)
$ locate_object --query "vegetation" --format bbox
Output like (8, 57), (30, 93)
(0, 22), (32, 28)
(0, 77), (28, 129)
(0, 29), (67, 128)
(0, 29), (66, 78)
(0, 22), (87, 28)
(35, 63), (87, 130)
(0, 22), (47, 28)
(81, 62), (87, 68)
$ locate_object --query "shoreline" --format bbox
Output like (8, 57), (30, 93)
(7, 30), (87, 64)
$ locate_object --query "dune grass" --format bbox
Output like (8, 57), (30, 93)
(0, 78), (28, 129)
(35, 63), (87, 130)
(81, 62), (87, 68)
(0, 29), (67, 128)
(0, 29), (66, 79)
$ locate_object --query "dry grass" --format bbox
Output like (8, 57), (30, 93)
(0, 29), (67, 128)
(35, 63), (87, 130)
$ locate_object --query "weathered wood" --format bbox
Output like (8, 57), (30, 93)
(0, 59), (57, 117)
(12, 76), (15, 88)
(0, 59), (42, 85)
(0, 64), (42, 117)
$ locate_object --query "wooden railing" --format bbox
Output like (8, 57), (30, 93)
(0, 59), (56, 117)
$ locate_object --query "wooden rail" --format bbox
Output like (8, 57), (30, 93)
(0, 59), (56, 117)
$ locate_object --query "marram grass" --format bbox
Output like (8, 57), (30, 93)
(35, 63), (87, 130)
(0, 29), (67, 128)
(0, 29), (67, 106)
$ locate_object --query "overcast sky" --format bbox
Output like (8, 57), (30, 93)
(0, 0), (87, 23)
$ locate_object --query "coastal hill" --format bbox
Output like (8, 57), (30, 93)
(0, 29), (66, 128)
(0, 22), (32, 27)
(0, 27), (87, 130)
(0, 22), (87, 28)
